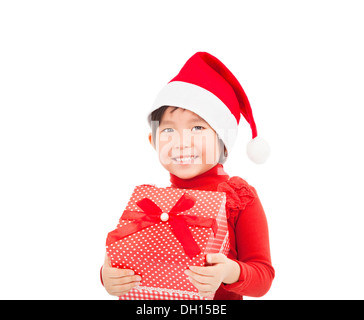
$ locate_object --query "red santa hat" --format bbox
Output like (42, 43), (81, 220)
(148, 52), (270, 164)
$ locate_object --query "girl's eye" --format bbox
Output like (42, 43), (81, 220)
(192, 126), (204, 132)
(161, 128), (174, 133)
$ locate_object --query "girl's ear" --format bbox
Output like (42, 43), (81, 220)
(148, 133), (155, 149)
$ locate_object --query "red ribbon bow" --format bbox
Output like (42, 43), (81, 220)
(106, 193), (217, 259)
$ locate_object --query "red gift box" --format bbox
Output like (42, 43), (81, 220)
(106, 185), (230, 300)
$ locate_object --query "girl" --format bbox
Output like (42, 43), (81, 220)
(102, 52), (274, 299)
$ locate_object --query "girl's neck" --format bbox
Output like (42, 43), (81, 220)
(170, 164), (229, 191)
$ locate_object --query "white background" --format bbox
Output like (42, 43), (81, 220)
(1, 0), (363, 299)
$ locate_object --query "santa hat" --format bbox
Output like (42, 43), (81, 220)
(148, 52), (270, 164)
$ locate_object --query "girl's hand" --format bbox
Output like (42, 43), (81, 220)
(184, 253), (241, 297)
(102, 254), (142, 296)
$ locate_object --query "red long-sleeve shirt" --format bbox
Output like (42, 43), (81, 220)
(170, 164), (275, 299)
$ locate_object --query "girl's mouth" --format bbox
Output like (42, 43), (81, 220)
(171, 155), (199, 164)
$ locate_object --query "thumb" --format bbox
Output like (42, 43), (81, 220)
(206, 253), (226, 264)
(104, 253), (112, 267)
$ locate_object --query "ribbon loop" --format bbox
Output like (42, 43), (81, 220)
(168, 193), (196, 214)
(136, 198), (163, 215)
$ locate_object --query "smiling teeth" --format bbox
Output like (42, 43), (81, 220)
(173, 156), (198, 163)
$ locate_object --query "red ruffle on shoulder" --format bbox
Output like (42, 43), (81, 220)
(217, 176), (257, 219)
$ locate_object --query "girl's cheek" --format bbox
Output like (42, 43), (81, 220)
(199, 133), (219, 164)
(157, 137), (174, 164)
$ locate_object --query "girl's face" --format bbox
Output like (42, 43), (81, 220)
(149, 107), (222, 179)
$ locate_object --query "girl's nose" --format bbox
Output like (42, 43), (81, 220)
(174, 130), (192, 149)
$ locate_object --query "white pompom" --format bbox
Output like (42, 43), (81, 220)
(246, 136), (271, 164)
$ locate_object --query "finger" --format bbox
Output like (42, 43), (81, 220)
(108, 281), (141, 296)
(107, 268), (135, 278)
(187, 276), (213, 292)
(185, 269), (213, 284)
(188, 265), (215, 277)
(111, 275), (142, 286)
(199, 291), (214, 298)
(206, 253), (226, 264)
(104, 254), (112, 267)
